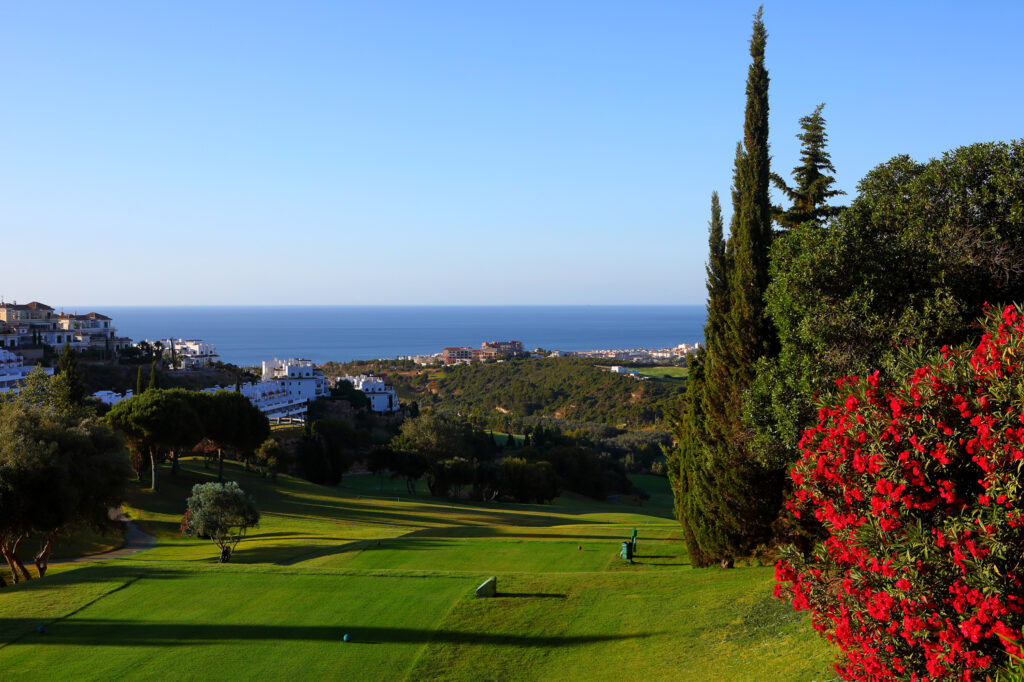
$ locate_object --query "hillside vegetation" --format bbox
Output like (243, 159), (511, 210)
(330, 358), (686, 430)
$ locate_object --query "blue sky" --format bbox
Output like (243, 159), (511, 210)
(1, 2), (1021, 306)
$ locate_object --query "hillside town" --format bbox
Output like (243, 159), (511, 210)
(402, 340), (700, 366)
(0, 300), (402, 421)
(0, 299), (694, 423)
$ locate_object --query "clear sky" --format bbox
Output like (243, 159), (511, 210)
(2, 2), (1021, 306)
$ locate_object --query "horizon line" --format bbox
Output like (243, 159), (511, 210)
(72, 302), (708, 309)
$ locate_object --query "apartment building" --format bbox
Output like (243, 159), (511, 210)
(0, 348), (53, 393)
(443, 347), (474, 365)
(0, 301), (130, 352)
(338, 374), (400, 413)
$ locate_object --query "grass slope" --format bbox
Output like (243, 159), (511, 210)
(0, 461), (835, 680)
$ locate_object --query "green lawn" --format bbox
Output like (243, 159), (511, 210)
(0, 459), (835, 680)
(635, 366), (689, 381)
(488, 431), (527, 447)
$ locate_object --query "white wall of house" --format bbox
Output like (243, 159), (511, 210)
(339, 374), (400, 413)
(0, 349), (53, 393)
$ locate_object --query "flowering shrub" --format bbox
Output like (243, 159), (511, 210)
(775, 305), (1024, 681)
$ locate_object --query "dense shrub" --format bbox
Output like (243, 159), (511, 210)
(775, 305), (1024, 680)
(500, 458), (559, 504)
(296, 417), (361, 486)
(751, 141), (1024, 470)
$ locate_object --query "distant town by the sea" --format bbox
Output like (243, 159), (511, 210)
(100, 305), (707, 366)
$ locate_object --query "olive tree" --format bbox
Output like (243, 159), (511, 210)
(181, 482), (259, 563)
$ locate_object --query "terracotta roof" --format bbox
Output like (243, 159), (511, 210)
(57, 312), (112, 321)
(1, 301), (54, 311)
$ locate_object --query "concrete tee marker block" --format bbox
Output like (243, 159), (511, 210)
(475, 576), (497, 598)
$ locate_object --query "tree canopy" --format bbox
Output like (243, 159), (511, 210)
(181, 481), (260, 563)
(770, 103), (844, 229)
(106, 389), (204, 490)
(0, 400), (129, 583)
(748, 140), (1024, 469)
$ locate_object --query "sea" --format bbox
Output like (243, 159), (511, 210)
(101, 306), (707, 367)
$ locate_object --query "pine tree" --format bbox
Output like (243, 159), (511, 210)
(672, 7), (782, 567)
(771, 103), (845, 229)
(148, 362), (160, 391)
(58, 341), (86, 404)
(136, 367), (143, 396)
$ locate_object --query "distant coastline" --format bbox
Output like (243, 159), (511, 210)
(102, 305), (707, 366)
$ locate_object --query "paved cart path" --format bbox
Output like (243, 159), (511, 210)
(51, 509), (157, 564)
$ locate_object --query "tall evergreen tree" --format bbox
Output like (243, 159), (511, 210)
(148, 362), (160, 391)
(136, 367), (144, 396)
(771, 103), (844, 229)
(57, 342), (86, 404)
(726, 6), (775, 378)
(672, 7), (781, 567)
(667, 194), (731, 567)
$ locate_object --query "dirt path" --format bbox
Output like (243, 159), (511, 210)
(51, 510), (157, 565)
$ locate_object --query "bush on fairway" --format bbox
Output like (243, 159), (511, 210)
(181, 481), (260, 563)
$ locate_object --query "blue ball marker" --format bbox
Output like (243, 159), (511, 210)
(343, 633), (350, 642)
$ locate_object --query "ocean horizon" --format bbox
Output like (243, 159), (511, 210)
(98, 305), (707, 367)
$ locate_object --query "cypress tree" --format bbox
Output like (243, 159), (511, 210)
(703, 161), (741, 450)
(771, 103), (845, 229)
(673, 7), (781, 567)
(136, 367), (143, 396)
(727, 5), (775, 377)
(148, 362), (160, 391)
(58, 341), (86, 404)
(667, 193), (731, 567)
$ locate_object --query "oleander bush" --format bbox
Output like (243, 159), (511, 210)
(775, 305), (1024, 680)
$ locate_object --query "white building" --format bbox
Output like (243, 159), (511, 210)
(97, 358), (329, 421)
(162, 339), (219, 369)
(338, 374), (400, 413)
(245, 358), (330, 418)
(399, 353), (442, 365)
(0, 301), (130, 352)
(93, 389), (135, 405)
(0, 349), (53, 393)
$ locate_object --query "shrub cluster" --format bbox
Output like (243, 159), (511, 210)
(775, 305), (1024, 680)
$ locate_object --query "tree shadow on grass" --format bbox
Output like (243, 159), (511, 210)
(0, 564), (187, 594)
(0, 620), (660, 648)
(181, 537), (373, 565)
(274, 537), (456, 567)
(271, 496), (591, 532)
(408, 527), (667, 542)
(494, 592), (566, 599)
